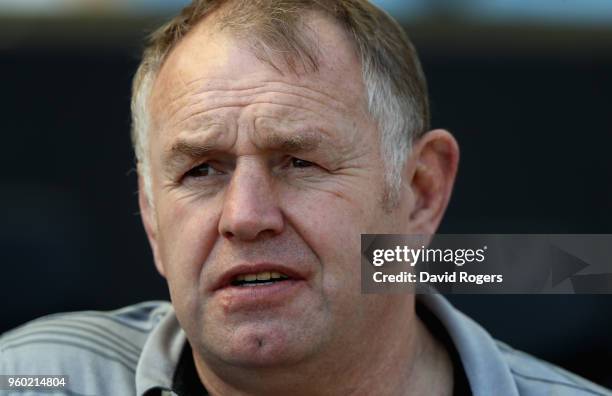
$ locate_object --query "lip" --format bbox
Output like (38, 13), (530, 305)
(211, 262), (308, 292)
(215, 279), (307, 313)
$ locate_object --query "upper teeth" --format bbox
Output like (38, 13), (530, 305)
(236, 271), (288, 282)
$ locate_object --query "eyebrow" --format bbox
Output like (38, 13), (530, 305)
(259, 131), (322, 152)
(163, 139), (217, 176)
(163, 130), (324, 174)
(171, 140), (217, 159)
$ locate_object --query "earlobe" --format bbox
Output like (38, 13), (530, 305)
(138, 175), (166, 277)
(406, 129), (460, 234)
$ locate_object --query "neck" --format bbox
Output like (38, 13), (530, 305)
(193, 297), (453, 396)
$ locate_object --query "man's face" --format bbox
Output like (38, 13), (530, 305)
(144, 15), (416, 367)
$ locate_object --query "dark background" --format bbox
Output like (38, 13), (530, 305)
(1, 13), (611, 389)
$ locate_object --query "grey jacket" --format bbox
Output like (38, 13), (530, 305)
(2, 295), (610, 395)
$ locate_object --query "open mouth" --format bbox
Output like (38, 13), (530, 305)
(230, 271), (291, 287)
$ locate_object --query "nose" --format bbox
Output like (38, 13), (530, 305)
(218, 158), (284, 241)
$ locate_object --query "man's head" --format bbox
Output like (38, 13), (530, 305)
(132, 0), (458, 392)
(132, 0), (431, 208)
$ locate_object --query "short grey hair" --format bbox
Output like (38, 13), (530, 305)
(131, 0), (430, 206)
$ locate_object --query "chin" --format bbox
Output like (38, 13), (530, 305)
(208, 322), (317, 368)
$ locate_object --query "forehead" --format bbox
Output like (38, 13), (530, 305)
(149, 12), (367, 127)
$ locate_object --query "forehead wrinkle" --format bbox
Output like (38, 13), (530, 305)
(183, 78), (354, 111)
(175, 88), (346, 120)
(173, 99), (335, 137)
(173, 67), (350, 99)
(250, 114), (354, 158)
(162, 77), (358, 127)
(175, 112), (226, 135)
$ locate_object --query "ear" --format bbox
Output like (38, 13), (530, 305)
(138, 174), (166, 277)
(404, 129), (459, 234)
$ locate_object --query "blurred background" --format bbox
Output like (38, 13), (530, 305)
(1, 0), (611, 388)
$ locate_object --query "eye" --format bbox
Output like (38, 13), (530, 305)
(291, 158), (314, 168)
(185, 162), (222, 178)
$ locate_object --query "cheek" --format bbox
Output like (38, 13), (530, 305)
(156, 195), (221, 297)
(281, 187), (390, 336)
(281, 188), (371, 293)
